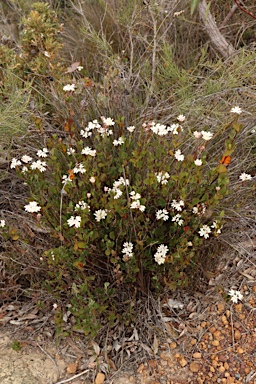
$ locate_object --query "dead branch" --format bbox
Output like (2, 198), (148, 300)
(198, 0), (236, 59)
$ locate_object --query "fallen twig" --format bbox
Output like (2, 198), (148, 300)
(53, 369), (90, 384)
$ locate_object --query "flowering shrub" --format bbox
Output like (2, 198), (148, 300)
(8, 106), (253, 302)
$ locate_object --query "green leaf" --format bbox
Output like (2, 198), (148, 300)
(217, 164), (228, 174)
(191, 0), (200, 15)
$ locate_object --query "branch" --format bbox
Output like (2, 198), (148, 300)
(233, 0), (256, 20)
(198, 0), (236, 59)
(220, 3), (238, 29)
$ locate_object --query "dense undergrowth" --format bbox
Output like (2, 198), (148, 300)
(0, 1), (255, 337)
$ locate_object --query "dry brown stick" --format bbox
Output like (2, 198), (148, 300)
(220, 3), (238, 29)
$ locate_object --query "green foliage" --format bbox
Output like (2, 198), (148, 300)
(0, 0), (255, 339)
(10, 340), (22, 352)
(10, 107), (250, 334)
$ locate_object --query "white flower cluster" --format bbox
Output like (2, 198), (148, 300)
(239, 173), (252, 181)
(11, 148), (49, 173)
(198, 224), (211, 239)
(0, 220), (6, 227)
(130, 191), (146, 212)
(75, 201), (90, 211)
(108, 176), (130, 200)
(122, 242), (133, 259)
(156, 209), (169, 221)
(63, 84), (75, 92)
(81, 146), (97, 157)
(150, 122), (169, 136)
(149, 116), (185, 136)
(230, 106), (242, 115)
(113, 137), (125, 146)
(172, 214), (184, 226)
(174, 149), (184, 162)
(67, 147), (76, 155)
(67, 215), (81, 228)
(73, 163), (86, 174)
(24, 201), (41, 213)
(94, 209), (108, 222)
(127, 126), (135, 133)
(171, 199), (184, 212)
(228, 289), (243, 303)
(155, 171), (170, 185)
(154, 244), (169, 265)
(80, 117), (115, 139)
(193, 131), (213, 141)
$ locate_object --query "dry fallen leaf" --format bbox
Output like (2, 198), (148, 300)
(66, 362), (78, 374)
(91, 340), (100, 356)
(66, 62), (80, 73)
(94, 372), (105, 384)
(153, 334), (159, 355)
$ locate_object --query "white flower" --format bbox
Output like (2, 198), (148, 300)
(67, 215), (81, 228)
(81, 147), (96, 156)
(194, 159), (202, 166)
(192, 207), (199, 214)
(174, 10), (184, 17)
(130, 201), (146, 212)
(127, 126), (135, 133)
(174, 149), (184, 162)
(94, 209), (108, 222)
(154, 244), (169, 265)
(37, 148), (49, 158)
(31, 160), (47, 172)
(89, 176), (96, 183)
(169, 123), (180, 135)
(24, 201), (41, 213)
(10, 158), (22, 169)
(113, 188), (123, 199)
(0, 220), (5, 227)
(155, 172), (170, 185)
(77, 65), (83, 71)
(113, 137), (124, 146)
(21, 155), (32, 163)
(130, 191), (141, 200)
(122, 242), (133, 258)
(211, 221), (222, 234)
(150, 122), (169, 136)
(102, 117), (115, 126)
(67, 148), (75, 155)
(21, 166), (28, 173)
(171, 199), (184, 211)
(201, 131), (213, 141)
(177, 114), (185, 122)
(187, 241), (193, 247)
(228, 289), (243, 303)
(62, 174), (73, 184)
(63, 84), (75, 92)
(113, 177), (129, 188)
(230, 106), (242, 115)
(239, 172), (252, 181)
(198, 225), (211, 239)
(139, 205), (146, 212)
(75, 201), (90, 211)
(156, 209), (169, 221)
(193, 131), (202, 139)
(172, 214), (184, 226)
(73, 163), (86, 174)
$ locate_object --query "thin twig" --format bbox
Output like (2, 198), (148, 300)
(36, 341), (60, 381)
(230, 305), (235, 350)
(53, 369), (90, 384)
